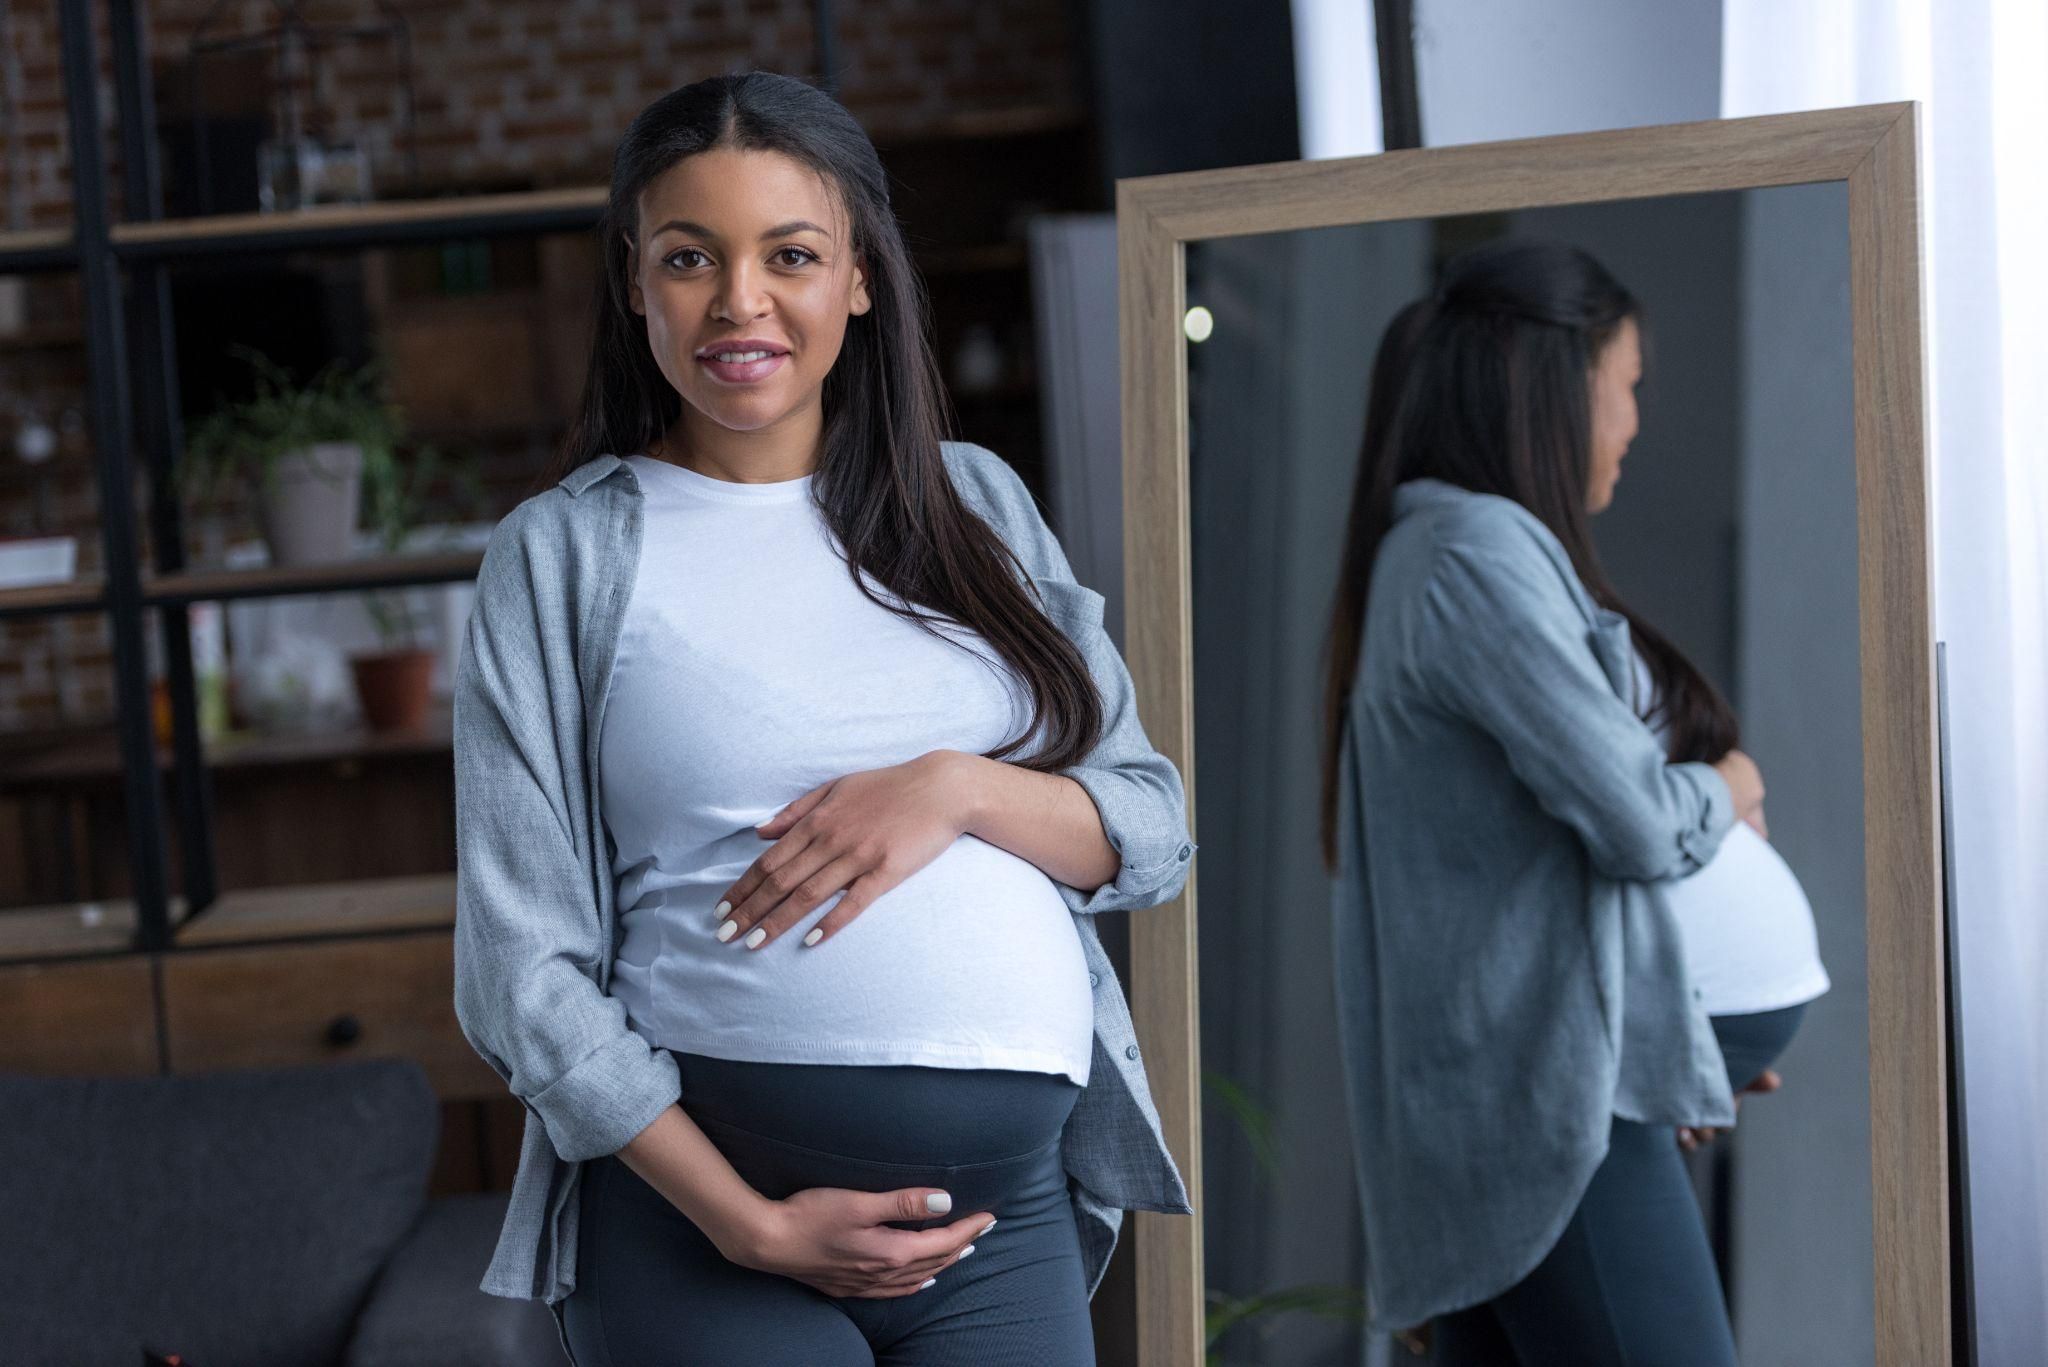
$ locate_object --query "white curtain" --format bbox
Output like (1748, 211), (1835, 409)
(1724, 3), (2048, 1362)
(1291, 0), (1384, 159)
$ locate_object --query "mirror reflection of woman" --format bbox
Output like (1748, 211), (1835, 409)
(1318, 239), (1825, 1365)
(452, 72), (1195, 1366)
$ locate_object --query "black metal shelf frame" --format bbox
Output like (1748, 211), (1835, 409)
(50, 0), (617, 952)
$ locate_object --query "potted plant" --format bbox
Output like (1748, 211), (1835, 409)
(180, 345), (403, 567)
(181, 344), (483, 733)
(1201, 1067), (1372, 1364)
(351, 428), (480, 733)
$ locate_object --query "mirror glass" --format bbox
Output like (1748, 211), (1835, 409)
(1184, 184), (1870, 1365)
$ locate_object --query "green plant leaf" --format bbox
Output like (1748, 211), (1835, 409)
(1204, 1283), (1369, 1360)
(1204, 1066), (1281, 1183)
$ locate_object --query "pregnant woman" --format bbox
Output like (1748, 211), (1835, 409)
(1319, 238), (1772, 1366)
(452, 72), (1194, 1366)
(1629, 645), (1830, 1151)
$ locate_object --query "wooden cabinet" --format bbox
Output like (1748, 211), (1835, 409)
(161, 931), (499, 1100)
(0, 955), (159, 1075)
(0, 874), (493, 1101)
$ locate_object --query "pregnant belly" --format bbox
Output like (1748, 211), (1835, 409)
(621, 834), (1097, 1074)
(1663, 823), (1828, 1009)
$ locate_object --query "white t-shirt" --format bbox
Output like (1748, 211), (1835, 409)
(1629, 643), (1831, 1016)
(597, 453), (1095, 1083)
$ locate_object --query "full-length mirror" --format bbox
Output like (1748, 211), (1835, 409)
(1194, 185), (1863, 1367)
(1111, 105), (1945, 1367)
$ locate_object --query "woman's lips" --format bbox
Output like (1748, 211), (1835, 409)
(697, 349), (789, 385)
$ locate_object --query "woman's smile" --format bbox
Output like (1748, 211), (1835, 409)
(696, 337), (792, 385)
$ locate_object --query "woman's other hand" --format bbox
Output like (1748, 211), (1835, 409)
(1676, 1067), (1784, 1150)
(713, 752), (968, 950)
(1711, 748), (1766, 827)
(734, 1185), (997, 1298)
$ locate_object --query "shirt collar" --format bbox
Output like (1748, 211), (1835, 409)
(559, 454), (626, 497)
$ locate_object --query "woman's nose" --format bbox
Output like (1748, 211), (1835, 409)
(712, 263), (770, 322)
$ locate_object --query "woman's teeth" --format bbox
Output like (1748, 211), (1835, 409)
(710, 350), (774, 362)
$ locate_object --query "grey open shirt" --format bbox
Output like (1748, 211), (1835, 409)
(451, 441), (1196, 1305)
(1331, 478), (1739, 1330)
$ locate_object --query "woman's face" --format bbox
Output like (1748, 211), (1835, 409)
(1586, 314), (1642, 514)
(625, 146), (870, 445)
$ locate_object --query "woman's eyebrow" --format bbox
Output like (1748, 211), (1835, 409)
(650, 218), (834, 241)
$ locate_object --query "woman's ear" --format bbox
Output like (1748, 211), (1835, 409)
(623, 231), (645, 316)
(849, 256), (871, 316)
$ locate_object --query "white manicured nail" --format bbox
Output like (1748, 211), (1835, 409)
(715, 899), (732, 917)
(918, 1277), (936, 1290)
(978, 1219), (997, 1236)
(744, 926), (766, 949)
(803, 927), (823, 947)
(716, 919), (739, 942)
(926, 1192), (952, 1214)
(958, 1244), (976, 1260)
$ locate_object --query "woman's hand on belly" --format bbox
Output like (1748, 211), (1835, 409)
(714, 751), (970, 951)
(740, 1185), (997, 1299)
(1676, 1067), (1784, 1150)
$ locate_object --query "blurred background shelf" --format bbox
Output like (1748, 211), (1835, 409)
(109, 186), (608, 259)
(143, 549), (484, 606)
(0, 893), (156, 961)
(0, 226), (79, 273)
(173, 871), (456, 947)
(0, 699), (452, 786)
(0, 576), (106, 619)
(0, 869), (459, 960)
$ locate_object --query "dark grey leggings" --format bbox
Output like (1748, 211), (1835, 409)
(1431, 1003), (1809, 1365)
(552, 1052), (1094, 1367)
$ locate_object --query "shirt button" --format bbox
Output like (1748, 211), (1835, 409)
(1088, 971), (1101, 988)
(1124, 1044), (1140, 1061)
(1177, 844), (1191, 860)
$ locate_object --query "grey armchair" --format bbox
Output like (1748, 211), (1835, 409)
(0, 1057), (562, 1367)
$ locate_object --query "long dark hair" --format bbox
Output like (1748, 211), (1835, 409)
(1316, 237), (1739, 872)
(537, 72), (1100, 771)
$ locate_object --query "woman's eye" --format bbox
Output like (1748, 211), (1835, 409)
(665, 248), (709, 269)
(774, 247), (817, 267)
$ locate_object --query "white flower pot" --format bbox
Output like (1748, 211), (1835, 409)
(257, 439), (362, 566)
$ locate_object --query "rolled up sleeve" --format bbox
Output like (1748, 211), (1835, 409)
(451, 516), (680, 1162)
(1040, 582), (1197, 913)
(1421, 534), (1737, 883)
(969, 444), (1196, 914)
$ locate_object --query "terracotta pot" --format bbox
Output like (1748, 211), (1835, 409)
(349, 647), (436, 732)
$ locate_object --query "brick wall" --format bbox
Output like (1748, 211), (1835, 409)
(0, 0), (1081, 733)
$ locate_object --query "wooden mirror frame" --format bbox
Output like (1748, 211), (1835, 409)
(1110, 102), (1945, 1366)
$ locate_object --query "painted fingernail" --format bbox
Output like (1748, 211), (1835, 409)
(803, 927), (823, 947)
(978, 1219), (997, 1237)
(744, 926), (767, 949)
(714, 900), (732, 917)
(918, 1277), (936, 1290)
(958, 1244), (976, 1260)
(716, 919), (739, 942)
(926, 1193), (952, 1214)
